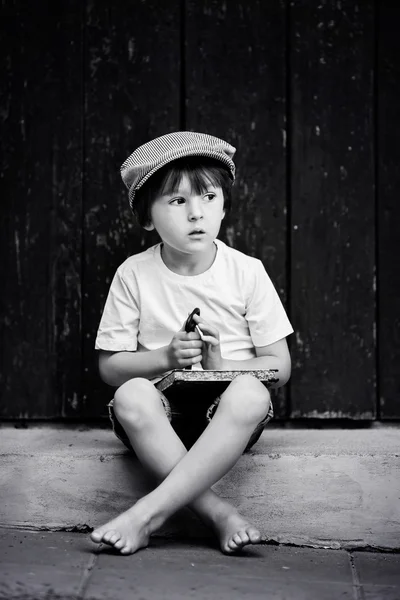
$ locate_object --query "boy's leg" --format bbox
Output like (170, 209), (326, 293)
(110, 386), (260, 553)
(91, 375), (270, 554)
(95, 381), (253, 553)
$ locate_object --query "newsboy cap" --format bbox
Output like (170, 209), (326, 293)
(120, 131), (236, 209)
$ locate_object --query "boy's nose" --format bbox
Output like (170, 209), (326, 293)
(188, 200), (203, 220)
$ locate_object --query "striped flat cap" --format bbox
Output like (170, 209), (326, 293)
(120, 131), (236, 209)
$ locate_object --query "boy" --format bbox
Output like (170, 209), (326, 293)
(91, 131), (293, 555)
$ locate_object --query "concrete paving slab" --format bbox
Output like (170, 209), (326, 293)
(350, 552), (400, 600)
(0, 529), (91, 599)
(1, 425), (399, 551)
(86, 539), (355, 600)
(362, 587), (400, 600)
(352, 552), (400, 585)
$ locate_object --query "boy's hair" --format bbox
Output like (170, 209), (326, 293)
(133, 156), (233, 228)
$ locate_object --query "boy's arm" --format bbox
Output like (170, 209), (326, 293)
(98, 348), (170, 387)
(194, 314), (291, 389)
(98, 325), (203, 387)
(221, 338), (291, 389)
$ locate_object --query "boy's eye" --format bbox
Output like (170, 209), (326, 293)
(170, 197), (186, 205)
(204, 193), (215, 201)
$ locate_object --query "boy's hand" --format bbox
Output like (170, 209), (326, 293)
(166, 322), (203, 369)
(193, 314), (224, 370)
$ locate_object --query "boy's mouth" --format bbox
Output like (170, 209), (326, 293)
(189, 229), (205, 235)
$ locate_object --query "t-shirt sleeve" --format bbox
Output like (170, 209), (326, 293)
(95, 267), (140, 351)
(245, 260), (294, 347)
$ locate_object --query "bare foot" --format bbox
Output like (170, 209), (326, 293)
(214, 510), (262, 554)
(90, 501), (160, 555)
(200, 502), (262, 554)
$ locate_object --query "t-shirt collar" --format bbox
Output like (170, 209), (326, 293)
(154, 239), (222, 281)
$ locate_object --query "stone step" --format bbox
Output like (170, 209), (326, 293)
(1, 425), (399, 550)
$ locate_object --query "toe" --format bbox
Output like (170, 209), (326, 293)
(228, 538), (239, 551)
(246, 526), (261, 543)
(114, 538), (125, 551)
(233, 533), (242, 546)
(103, 529), (118, 544)
(120, 544), (133, 555)
(108, 532), (121, 545)
(238, 530), (250, 545)
(90, 528), (105, 543)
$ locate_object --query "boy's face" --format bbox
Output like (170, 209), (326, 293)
(144, 172), (225, 258)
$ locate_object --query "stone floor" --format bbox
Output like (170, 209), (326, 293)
(1, 423), (399, 598)
(1, 529), (399, 600)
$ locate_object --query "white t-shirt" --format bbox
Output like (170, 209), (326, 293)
(95, 239), (293, 366)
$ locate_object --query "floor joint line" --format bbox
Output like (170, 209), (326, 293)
(76, 551), (98, 599)
(348, 552), (366, 600)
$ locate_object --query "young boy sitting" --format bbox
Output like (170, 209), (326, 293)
(91, 131), (293, 555)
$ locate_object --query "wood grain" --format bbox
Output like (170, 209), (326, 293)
(0, 2), (82, 417)
(377, 3), (400, 418)
(290, 0), (376, 417)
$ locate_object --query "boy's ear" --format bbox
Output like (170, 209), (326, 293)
(143, 222), (155, 231)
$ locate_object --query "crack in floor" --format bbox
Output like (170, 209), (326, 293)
(1, 522), (399, 554)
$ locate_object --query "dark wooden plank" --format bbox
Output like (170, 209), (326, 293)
(185, 0), (288, 417)
(290, 1), (375, 417)
(0, 2), (82, 418)
(378, 4), (400, 418)
(82, 0), (181, 417)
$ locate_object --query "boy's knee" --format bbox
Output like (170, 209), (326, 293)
(220, 374), (271, 424)
(113, 377), (161, 425)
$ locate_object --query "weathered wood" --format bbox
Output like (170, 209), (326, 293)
(185, 0), (289, 417)
(378, 4), (400, 418)
(82, 0), (182, 416)
(290, 1), (376, 417)
(1, 2), (394, 422)
(156, 368), (279, 391)
(0, 2), (82, 418)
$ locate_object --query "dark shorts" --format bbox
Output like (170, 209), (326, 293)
(108, 387), (273, 454)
